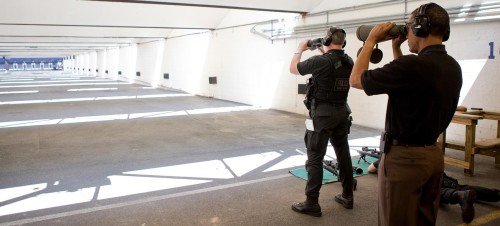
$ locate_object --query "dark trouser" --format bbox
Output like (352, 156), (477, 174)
(378, 145), (444, 226)
(441, 180), (500, 204)
(304, 106), (352, 199)
(461, 185), (500, 202)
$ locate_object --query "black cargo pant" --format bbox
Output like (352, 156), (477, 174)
(441, 174), (500, 204)
(304, 103), (353, 199)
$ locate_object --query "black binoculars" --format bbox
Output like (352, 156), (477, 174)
(307, 38), (325, 51)
(355, 24), (407, 64)
(356, 25), (407, 42)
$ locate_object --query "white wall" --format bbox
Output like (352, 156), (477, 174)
(160, 22), (390, 116)
(118, 45), (137, 82)
(443, 21), (500, 141)
(161, 25), (310, 111)
(161, 34), (211, 94)
(136, 40), (165, 86)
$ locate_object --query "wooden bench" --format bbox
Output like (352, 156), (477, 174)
(439, 113), (482, 176)
(473, 111), (500, 168)
(439, 110), (500, 176)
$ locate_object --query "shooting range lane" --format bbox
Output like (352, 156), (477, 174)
(0, 71), (499, 225)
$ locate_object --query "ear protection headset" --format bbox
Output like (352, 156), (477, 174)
(323, 27), (347, 48)
(412, 3), (450, 41)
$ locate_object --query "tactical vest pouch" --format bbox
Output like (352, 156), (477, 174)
(303, 78), (315, 110)
(303, 99), (311, 110)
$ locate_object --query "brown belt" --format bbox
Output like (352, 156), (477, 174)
(392, 139), (436, 147)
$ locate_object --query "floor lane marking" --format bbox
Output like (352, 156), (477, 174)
(0, 174), (291, 226)
(458, 209), (500, 226)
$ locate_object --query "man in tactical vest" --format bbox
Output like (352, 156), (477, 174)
(289, 27), (354, 217)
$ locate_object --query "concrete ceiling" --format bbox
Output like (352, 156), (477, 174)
(4, 0), (496, 57)
(0, 0), (326, 57)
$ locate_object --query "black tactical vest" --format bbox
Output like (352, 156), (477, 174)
(308, 51), (353, 103)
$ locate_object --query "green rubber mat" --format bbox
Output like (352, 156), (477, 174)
(289, 156), (378, 184)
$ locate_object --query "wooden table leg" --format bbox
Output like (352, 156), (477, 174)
(497, 120), (500, 139)
(464, 124), (476, 176)
(497, 121), (500, 168)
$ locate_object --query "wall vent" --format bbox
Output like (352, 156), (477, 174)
(298, 84), (307, 94)
(209, 77), (217, 84)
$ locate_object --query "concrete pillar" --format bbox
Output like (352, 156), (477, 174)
(78, 55), (83, 75)
(63, 57), (68, 71)
(97, 50), (107, 78)
(89, 51), (97, 77)
(136, 40), (165, 86)
(83, 53), (90, 76)
(118, 44), (137, 83)
(73, 55), (78, 74)
(106, 48), (119, 80)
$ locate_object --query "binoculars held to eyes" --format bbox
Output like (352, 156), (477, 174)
(307, 38), (325, 51)
(355, 24), (407, 64)
(356, 25), (407, 42)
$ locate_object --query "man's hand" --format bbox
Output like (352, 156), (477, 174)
(366, 22), (396, 45)
(290, 40), (310, 75)
(297, 40), (309, 52)
(392, 34), (407, 48)
(392, 34), (407, 59)
(350, 22), (394, 90)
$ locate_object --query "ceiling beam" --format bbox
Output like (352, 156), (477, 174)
(85, 0), (306, 14)
(0, 42), (131, 44)
(0, 46), (123, 48)
(0, 23), (211, 30)
(0, 49), (103, 51)
(0, 35), (166, 39)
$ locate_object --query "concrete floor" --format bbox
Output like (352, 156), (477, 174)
(0, 71), (498, 226)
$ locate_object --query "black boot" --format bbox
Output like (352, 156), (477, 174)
(334, 193), (353, 209)
(455, 190), (476, 223)
(291, 201), (322, 217)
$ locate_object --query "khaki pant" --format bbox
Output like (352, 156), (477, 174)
(378, 145), (444, 226)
